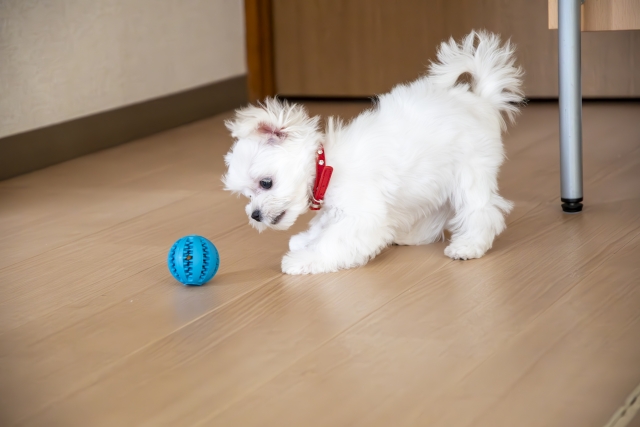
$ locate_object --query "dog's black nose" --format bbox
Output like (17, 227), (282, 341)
(251, 210), (262, 222)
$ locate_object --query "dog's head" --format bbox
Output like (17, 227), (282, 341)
(222, 98), (321, 232)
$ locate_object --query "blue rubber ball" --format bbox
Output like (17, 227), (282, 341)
(167, 235), (220, 286)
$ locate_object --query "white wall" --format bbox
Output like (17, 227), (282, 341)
(0, 0), (246, 139)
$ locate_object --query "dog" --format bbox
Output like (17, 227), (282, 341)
(222, 30), (524, 275)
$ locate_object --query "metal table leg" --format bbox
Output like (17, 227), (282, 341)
(558, 0), (584, 213)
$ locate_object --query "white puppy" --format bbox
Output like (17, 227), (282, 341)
(223, 31), (524, 275)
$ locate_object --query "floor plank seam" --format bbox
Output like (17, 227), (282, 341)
(17, 271), (284, 425)
(0, 189), (202, 273)
(0, 262), (163, 340)
(197, 233), (597, 426)
(499, 225), (640, 350)
(402, 225), (640, 425)
(190, 259), (457, 426)
(453, 230), (640, 426)
(0, 218), (244, 314)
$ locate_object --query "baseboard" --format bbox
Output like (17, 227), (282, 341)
(0, 75), (247, 181)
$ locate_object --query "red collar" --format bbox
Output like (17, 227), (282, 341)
(310, 146), (333, 210)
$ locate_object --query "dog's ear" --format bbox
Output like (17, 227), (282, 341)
(255, 122), (288, 144)
(226, 98), (319, 144)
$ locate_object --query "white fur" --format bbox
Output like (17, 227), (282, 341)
(222, 31), (524, 274)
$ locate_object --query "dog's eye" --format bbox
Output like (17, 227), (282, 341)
(259, 178), (272, 190)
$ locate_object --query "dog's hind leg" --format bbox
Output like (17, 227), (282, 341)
(394, 205), (450, 246)
(444, 155), (512, 260)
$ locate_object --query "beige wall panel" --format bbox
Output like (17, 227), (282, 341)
(0, 0), (247, 138)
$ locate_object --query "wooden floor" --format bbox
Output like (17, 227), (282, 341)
(1, 101), (639, 427)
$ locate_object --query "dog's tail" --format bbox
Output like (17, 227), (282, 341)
(428, 30), (524, 128)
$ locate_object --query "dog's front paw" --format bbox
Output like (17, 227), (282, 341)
(281, 250), (338, 275)
(282, 250), (314, 275)
(444, 242), (487, 260)
(288, 232), (310, 252)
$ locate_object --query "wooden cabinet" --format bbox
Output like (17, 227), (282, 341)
(549, 0), (640, 31)
(266, 0), (640, 98)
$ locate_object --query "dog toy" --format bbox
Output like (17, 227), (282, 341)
(167, 235), (219, 286)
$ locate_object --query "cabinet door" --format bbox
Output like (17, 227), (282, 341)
(272, 0), (640, 98)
